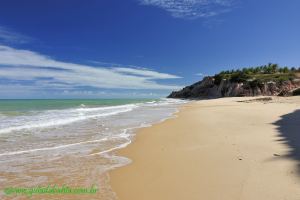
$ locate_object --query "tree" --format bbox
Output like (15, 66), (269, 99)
(270, 63), (279, 73)
(283, 67), (289, 73)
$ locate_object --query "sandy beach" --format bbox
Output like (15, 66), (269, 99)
(110, 96), (300, 200)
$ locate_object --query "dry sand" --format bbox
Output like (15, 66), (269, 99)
(110, 96), (300, 200)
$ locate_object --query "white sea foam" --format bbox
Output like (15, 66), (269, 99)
(0, 129), (133, 157)
(0, 138), (109, 157)
(0, 99), (185, 135)
(0, 104), (138, 134)
(0, 98), (188, 200)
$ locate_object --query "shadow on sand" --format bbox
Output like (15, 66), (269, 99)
(273, 109), (300, 175)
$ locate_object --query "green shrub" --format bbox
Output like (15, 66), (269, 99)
(230, 72), (251, 83)
(278, 76), (290, 83)
(213, 74), (223, 85)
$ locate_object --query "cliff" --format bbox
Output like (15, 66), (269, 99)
(168, 76), (300, 99)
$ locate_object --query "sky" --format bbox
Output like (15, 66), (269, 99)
(0, 0), (299, 99)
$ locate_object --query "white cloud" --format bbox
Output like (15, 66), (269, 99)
(139, 0), (235, 19)
(0, 45), (182, 92)
(0, 26), (33, 44)
(88, 61), (178, 79)
(113, 67), (180, 79)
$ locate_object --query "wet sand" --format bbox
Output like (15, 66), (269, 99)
(110, 97), (300, 200)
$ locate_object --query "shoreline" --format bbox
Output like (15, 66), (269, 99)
(0, 98), (185, 200)
(109, 96), (300, 200)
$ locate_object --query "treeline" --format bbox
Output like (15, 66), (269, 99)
(218, 63), (300, 75)
(213, 63), (300, 85)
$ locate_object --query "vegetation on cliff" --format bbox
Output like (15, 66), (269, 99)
(213, 63), (300, 86)
(168, 63), (300, 99)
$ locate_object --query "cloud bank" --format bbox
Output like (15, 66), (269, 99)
(0, 45), (182, 95)
(139, 0), (235, 19)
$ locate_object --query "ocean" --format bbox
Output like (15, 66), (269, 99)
(0, 98), (187, 199)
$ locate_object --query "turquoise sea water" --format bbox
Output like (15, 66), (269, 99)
(0, 98), (187, 199)
(0, 99), (155, 114)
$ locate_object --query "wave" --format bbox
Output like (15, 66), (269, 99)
(0, 104), (138, 134)
(0, 129), (132, 157)
(0, 98), (188, 200)
(0, 138), (109, 157)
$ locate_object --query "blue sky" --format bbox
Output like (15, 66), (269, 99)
(0, 0), (299, 98)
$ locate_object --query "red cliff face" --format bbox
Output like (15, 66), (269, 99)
(168, 77), (300, 99)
